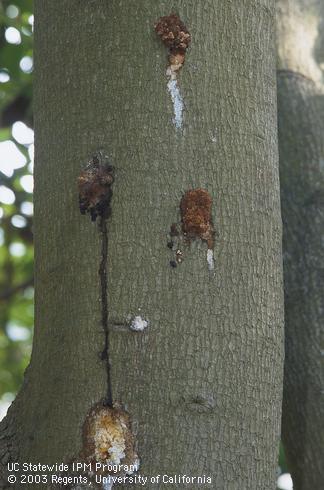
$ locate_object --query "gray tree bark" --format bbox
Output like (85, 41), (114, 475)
(0, 1), (284, 489)
(277, 1), (324, 488)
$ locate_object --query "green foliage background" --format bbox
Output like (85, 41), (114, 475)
(0, 0), (33, 401)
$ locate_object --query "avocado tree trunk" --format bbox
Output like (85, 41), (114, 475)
(277, 1), (324, 488)
(0, 1), (284, 489)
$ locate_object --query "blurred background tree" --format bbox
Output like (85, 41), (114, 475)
(0, 0), (33, 418)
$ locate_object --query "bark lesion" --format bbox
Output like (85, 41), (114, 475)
(180, 189), (214, 249)
(98, 216), (113, 407)
(78, 151), (115, 407)
(168, 189), (215, 270)
(154, 13), (191, 74)
(78, 152), (114, 222)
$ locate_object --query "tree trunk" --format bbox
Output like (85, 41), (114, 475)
(277, 1), (324, 488)
(0, 1), (284, 489)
